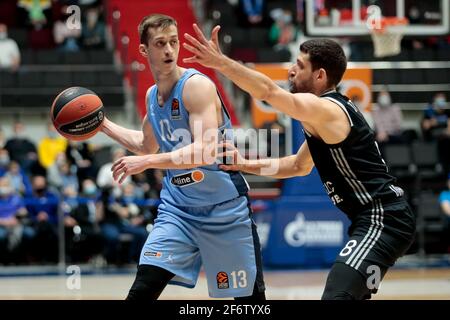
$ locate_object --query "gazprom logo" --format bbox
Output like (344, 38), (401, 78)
(283, 213), (344, 247)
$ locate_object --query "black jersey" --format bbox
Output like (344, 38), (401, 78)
(304, 91), (405, 219)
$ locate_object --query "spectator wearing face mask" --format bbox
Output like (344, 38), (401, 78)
(239, 0), (266, 26)
(80, 5), (106, 49)
(4, 161), (32, 196)
(0, 23), (21, 72)
(372, 89), (405, 145)
(269, 8), (297, 57)
(65, 140), (96, 185)
(53, 4), (82, 52)
(47, 152), (79, 194)
(62, 181), (103, 263)
(421, 93), (449, 141)
(4, 122), (38, 174)
(25, 175), (59, 262)
(100, 182), (148, 265)
(38, 122), (67, 170)
(0, 176), (35, 264)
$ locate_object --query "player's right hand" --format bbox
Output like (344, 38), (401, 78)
(217, 141), (245, 172)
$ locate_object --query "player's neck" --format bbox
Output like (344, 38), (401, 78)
(318, 87), (336, 96)
(153, 66), (186, 101)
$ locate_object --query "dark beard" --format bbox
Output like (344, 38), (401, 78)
(288, 80), (297, 93)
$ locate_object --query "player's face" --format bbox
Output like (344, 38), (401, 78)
(142, 25), (180, 73)
(288, 53), (316, 94)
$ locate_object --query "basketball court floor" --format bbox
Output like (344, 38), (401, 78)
(1, 257), (449, 300)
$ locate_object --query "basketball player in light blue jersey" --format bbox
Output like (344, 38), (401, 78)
(100, 14), (265, 300)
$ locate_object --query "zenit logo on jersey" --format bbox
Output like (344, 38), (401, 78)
(216, 271), (229, 289)
(171, 170), (204, 187)
(171, 98), (181, 120)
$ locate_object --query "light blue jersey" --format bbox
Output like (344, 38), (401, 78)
(147, 68), (249, 208)
(140, 68), (265, 298)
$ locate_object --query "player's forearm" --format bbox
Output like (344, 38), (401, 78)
(240, 155), (312, 178)
(146, 141), (217, 170)
(101, 118), (146, 155)
(217, 56), (277, 102)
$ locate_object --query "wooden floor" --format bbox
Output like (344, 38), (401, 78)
(0, 267), (449, 300)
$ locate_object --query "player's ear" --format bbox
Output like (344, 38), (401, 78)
(139, 44), (148, 58)
(317, 68), (327, 82)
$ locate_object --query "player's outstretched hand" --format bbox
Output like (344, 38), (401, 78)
(111, 155), (148, 184)
(183, 24), (223, 69)
(217, 141), (246, 172)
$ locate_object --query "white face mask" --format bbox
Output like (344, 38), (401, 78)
(0, 32), (7, 40)
(434, 97), (447, 108)
(378, 94), (391, 107)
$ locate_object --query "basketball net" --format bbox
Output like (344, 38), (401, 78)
(369, 17), (408, 58)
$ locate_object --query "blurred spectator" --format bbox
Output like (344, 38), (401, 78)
(62, 182), (103, 263)
(4, 161), (33, 196)
(0, 176), (35, 264)
(439, 175), (450, 249)
(0, 23), (21, 72)
(18, 0), (51, 27)
(132, 170), (160, 199)
(372, 89), (405, 145)
(80, 5), (106, 49)
(438, 117), (450, 176)
(238, 0), (266, 26)
(268, 8), (297, 59)
(0, 148), (10, 177)
(261, 119), (285, 157)
(421, 93), (449, 141)
(152, 169), (164, 198)
(47, 152), (79, 193)
(5, 122), (38, 173)
(38, 122), (67, 170)
(100, 182), (148, 264)
(18, 0), (54, 49)
(66, 140), (97, 183)
(26, 175), (59, 262)
(0, 127), (5, 149)
(97, 147), (130, 195)
(53, 4), (81, 51)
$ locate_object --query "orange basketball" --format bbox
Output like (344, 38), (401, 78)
(51, 87), (105, 141)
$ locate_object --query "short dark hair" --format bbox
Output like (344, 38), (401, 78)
(300, 39), (347, 87)
(138, 14), (178, 45)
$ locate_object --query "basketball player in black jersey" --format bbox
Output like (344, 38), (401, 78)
(183, 24), (416, 300)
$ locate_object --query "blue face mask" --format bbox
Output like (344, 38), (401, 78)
(435, 97), (447, 108)
(84, 185), (97, 196)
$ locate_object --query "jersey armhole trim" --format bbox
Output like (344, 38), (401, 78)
(322, 96), (354, 127)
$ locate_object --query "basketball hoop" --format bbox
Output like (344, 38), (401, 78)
(369, 17), (408, 58)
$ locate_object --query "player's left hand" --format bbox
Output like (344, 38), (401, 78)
(112, 155), (149, 184)
(183, 24), (223, 69)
